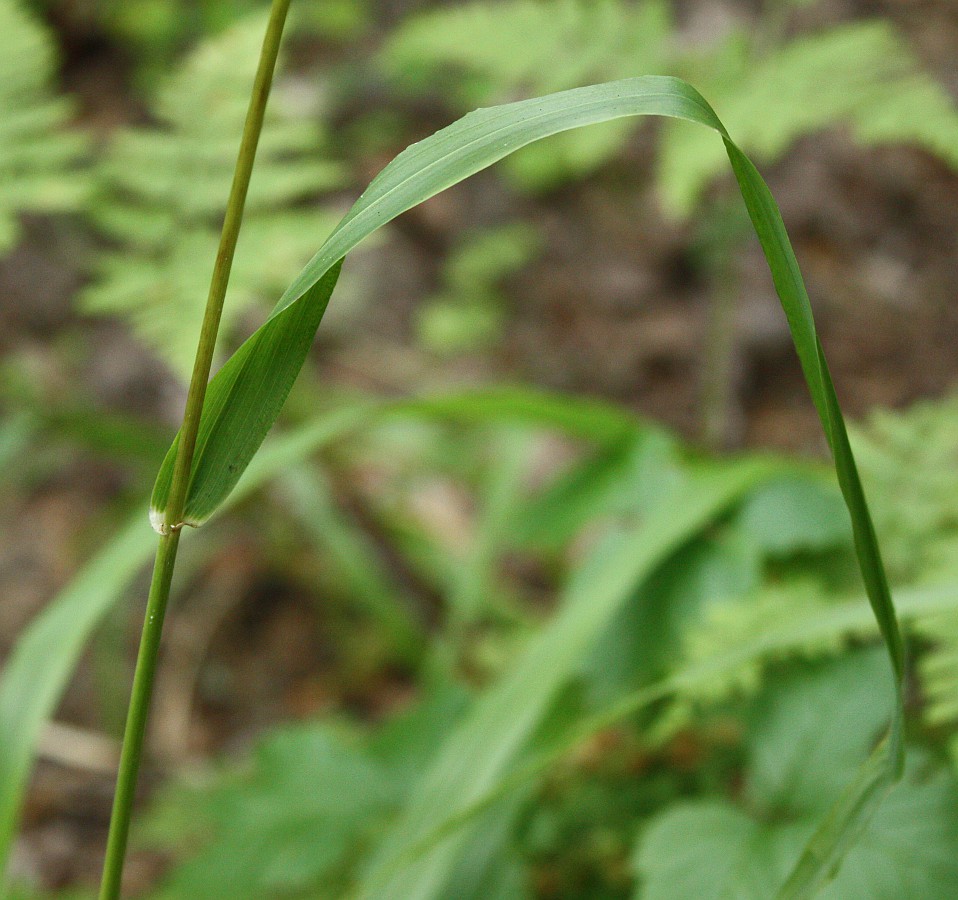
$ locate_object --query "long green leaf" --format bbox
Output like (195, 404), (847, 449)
(151, 78), (725, 529)
(150, 75), (905, 894)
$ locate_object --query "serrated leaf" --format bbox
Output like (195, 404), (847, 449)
(635, 653), (958, 900)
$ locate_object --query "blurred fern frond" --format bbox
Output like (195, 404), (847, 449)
(851, 395), (958, 747)
(386, 5), (958, 208)
(80, 12), (347, 377)
(383, 0), (674, 189)
(916, 614), (958, 731)
(0, 0), (87, 252)
(662, 393), (958, 739)
(385, 0), (672, 98)
(661, 21), (958, 213)
(850, 393), (958, 585)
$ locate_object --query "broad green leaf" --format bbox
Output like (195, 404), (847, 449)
(584, 528), (760, 706)
(634, 653), (958, 900)
(356, 457), (781, 898)
(151, 725), (398, 899)
(149, 75), (905, 894)
(738, 475), (851, 556)
(144, 687), (470, 900)
(513, 429), (682, 552)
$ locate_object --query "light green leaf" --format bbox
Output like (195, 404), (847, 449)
(150, 724), (398, 899)
(635, 652), (958, 900)
(514, 429), (682, 552)
(637, 802), (806, 900)
(144, 686), (470, 900)
(0, 514), (153, 881)
(738, 475), (850, 556)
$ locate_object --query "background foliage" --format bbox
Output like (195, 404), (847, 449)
(2, 0), (958, 897)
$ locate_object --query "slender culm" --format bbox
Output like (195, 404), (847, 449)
(97, 2), (293, 896)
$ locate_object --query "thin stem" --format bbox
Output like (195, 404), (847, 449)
(97, 531), (179, 898)
(98, 3), (292, 896)
(166, 0), (293, 533)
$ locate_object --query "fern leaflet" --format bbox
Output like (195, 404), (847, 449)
(0, 0), (87, 252)
(79, 12), (347, 377)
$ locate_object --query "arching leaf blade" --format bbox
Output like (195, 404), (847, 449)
(151, 77), (727, 528)
(145, 73), (905, 895)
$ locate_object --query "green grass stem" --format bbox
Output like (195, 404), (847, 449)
(97, 2), (292, 896)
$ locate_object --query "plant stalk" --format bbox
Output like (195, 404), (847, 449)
(98, 2), (292, 896)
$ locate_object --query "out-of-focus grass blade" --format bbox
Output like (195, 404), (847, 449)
(446, 429), (532, 630)
(277, 466), (426, 662)
(147, 75), (902, 893)
(357, 457), (783, 899)
(0, 385), (650, 886)
(387, 385), (641, 443)
(0, 514), (153, 883)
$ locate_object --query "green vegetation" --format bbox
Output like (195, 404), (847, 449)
(0, 0), (86, 250)
(1, 0), (957, 897)
(80, 12), (345, 376)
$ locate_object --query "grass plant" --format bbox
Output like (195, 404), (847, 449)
(0, 3), (913, 897)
